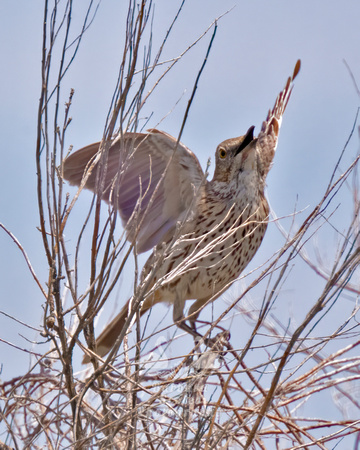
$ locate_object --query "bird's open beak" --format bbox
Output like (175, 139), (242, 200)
(235, 125), (255, 155)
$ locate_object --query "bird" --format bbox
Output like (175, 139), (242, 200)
(63, 60), (300, 364)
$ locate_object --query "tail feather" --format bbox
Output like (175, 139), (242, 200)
(82, 297), (155, 364)
(82, 301), (129, 364)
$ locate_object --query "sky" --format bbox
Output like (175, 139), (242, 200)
(1, 0), (360, 444)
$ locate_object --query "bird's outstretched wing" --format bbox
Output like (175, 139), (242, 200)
(257, 59), (301, 177)
(63, 129), (205, 253)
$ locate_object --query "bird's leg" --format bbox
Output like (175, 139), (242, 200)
(173, 295), (230, 365)
(188, 297), (230, 353)
(173, 294), (221, 350)
(188, 297), (212, 334)
(173, 294), (203, 340)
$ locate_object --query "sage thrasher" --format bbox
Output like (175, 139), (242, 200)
(63, 60), (300, 363)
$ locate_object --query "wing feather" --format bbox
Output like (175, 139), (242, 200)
(257, 60), (301, 178)
(63, 130), (205, 253)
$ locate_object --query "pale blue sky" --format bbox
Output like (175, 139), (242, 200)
(1, 1), (360, 439)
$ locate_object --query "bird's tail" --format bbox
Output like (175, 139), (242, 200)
(82, 298), (153, 364)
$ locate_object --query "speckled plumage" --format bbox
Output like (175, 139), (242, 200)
(63, 61), (300, 363)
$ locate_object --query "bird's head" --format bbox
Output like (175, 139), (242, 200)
(212, 125), (266, 189)
(211, 60), (300, 195)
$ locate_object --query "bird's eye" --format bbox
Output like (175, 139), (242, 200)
(219, 148), (227, 159)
